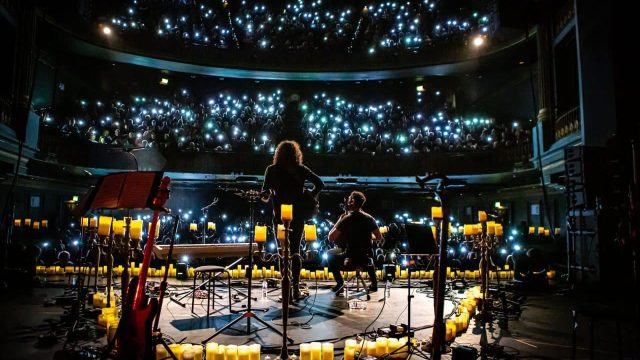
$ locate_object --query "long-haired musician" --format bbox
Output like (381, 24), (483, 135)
(262, 140), (324, 300)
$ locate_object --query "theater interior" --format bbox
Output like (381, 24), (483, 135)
(0, 1), (637, 359)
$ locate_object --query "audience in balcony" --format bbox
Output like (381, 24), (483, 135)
(300, 92), (529, 155)
(39, 89), (285, 153)
(100, 0), (491, 54)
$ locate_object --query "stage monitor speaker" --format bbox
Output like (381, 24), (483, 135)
(451, 345), (478, 360)
(176, 263), (189, 280)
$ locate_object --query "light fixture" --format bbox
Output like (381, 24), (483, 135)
(102, 26), (112, 35)
(472, 35), (484, 47)
(159, 78), (169, 85)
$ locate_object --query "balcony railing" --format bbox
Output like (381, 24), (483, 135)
(555, 106), (580, 141)
(41, 138), (533, 177)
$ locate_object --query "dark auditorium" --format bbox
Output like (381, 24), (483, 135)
(0, 1), (636, 359)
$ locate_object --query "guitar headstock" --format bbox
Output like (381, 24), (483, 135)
(153, 177), (171, 208)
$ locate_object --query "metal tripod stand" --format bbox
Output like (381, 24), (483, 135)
(202, 190), (290, 343)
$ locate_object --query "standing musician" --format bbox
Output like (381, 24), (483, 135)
(262, 140), (324, 300)
(328, 191), (383, 295)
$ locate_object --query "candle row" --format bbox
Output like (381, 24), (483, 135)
(528, 226), (561, 236)
(156, 343), (261, 360)
(189, 222), (217, 231)
(13, 219), (48, 229)
(35, 264), (521, 281)
(299, 342), (333, 360)
(344, 337), (410, 360)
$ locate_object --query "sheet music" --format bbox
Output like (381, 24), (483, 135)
(91, 173), (126, 209)
(118, 172), (157, 209)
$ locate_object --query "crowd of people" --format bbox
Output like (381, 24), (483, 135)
(40, 89), (285, 153)
(301, 92), (530, 154)
(38, 87), (530, 155)
(102, 0), (492, 53)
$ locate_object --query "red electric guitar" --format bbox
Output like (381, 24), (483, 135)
(118, 176), (171, 360)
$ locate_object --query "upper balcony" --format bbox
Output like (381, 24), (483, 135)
(37, 0), (531, 78)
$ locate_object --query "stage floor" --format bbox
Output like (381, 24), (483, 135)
(0, 277), (638, 359)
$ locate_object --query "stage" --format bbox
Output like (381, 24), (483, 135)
(0, 277), (636, 359)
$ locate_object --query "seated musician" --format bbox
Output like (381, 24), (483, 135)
(328, 191), (383, 295)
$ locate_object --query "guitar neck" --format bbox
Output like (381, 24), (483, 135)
(133, 209), (160, 310)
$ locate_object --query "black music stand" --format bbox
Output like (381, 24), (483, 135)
(202, 190), (291, 343)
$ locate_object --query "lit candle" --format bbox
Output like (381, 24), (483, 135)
(113, 220), (124, 236)
(431, 226), (437, 239)
(156, 344), (169, 360)
(446, 319), (457, 341)
(544, 229), (550, 237)
(214, 345), (225, 360)
(277, 224), (286, 241)
(33, 221), (40, 230)
(379, 226), (388, 235)
(463, 224), (473, 236)
(281, 204), (293, 221)
(98, 216), (113, 237)
(208, 222), (216, 231)
(528, 226), (535, 234)
(537, 226), (544, 235)
(24, 218), (31, 227)
(254, 225), (267, 243)
(238, 345), (250, 360)
(431, 206), (443, 220)
(183, 349), (195, 360)
(310, 342), (322, 360)
(366, 341), (376, 356)
(249, 344), (260, 360)
(344, 340), (356, 360)
(226, 345), (238, 360)
(387, 338), (400, 358)
(322, 343), (334, 360)
(495, 224), (503, 236)
(41, 220), (48, 228)
(554, 227), (561, 235)
(81, 217), (89, 228)
(300, 343), (311, 360)
(375, 337), (388, 356)
(478, 211), (487, 222)
(148, 221), (160, 239)
(90, 217), (98, 228)
(13, 219), (21, 227)
(205, 343), (218, 359)
(130, 220), (143, 240)
(304, 224), (317, 241)
(189, 223), (198, 232)
(168, 344), (181, 360)
(192, 345), (203, 360)
(486, 221), (495, 235)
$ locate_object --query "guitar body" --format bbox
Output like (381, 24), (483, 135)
(116, 176), (171, 360)
(119, 277), (158, 360)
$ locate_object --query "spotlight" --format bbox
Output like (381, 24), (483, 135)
(102, 26), (113, 35)
(472, 35), (484, 47)
(182, 255), (189, 262)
